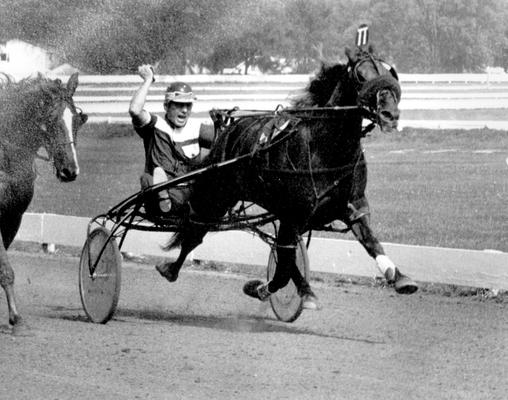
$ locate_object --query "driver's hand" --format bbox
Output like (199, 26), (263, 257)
(138, 64), (155, 82)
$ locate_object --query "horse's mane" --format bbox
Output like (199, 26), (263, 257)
(291, 62), (349, 108)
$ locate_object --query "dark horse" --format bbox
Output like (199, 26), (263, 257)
(0, 73), (87, 333)
(156, 44), (418, 307)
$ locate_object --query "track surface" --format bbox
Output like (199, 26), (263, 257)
(1, 251), (507, 400)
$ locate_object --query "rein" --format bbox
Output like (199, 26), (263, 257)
(217, 104), (377, 135)
(209, 103), (378, 175)
(282, 106), (378, 137)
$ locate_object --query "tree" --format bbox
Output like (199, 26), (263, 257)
(1, 0), (507, 74)
(200, 0), (287, 74)
(281, 0), (345, 72)
(408, 0), (505, 72)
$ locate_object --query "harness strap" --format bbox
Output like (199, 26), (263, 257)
(275, 244), (297, 249)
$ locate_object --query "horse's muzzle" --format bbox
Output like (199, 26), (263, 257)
(57, 168), (78, 182)
(378, 109), (399, 132)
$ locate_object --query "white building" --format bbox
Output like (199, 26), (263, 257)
(0, 39), (56, 79)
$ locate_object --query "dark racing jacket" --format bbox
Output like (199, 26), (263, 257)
(133, 113), (203, 178)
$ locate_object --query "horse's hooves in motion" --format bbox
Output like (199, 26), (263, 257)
(301, 292), (321, 310)
(243, 280), (271, 302)
(387, 268), (418, 294)
(155, 263), (179, 282)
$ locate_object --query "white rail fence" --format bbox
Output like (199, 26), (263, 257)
(73, 72), (508, 84)
(16, 212), (508, 291)
(64, 73), (508, 130)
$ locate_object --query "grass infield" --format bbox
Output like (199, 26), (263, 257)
(28, 123), (508, 253)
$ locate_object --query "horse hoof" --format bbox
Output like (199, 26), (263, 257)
(395, 279), (418, 294)
(155, 264), (179, 282)
(243, 280), (270, 302)
(302, 293), (321, 310)
(393, 268), (418, 295)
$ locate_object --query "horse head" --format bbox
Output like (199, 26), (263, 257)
(326, 45), (401, 132)
(38, 73), (88, 182)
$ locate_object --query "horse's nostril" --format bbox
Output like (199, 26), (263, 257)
(58, 168), (78, 182)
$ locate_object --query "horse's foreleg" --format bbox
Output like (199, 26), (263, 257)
(349, 213), (385, 259)
(349, 213), (418, 294)
(156, 227), (208, 283)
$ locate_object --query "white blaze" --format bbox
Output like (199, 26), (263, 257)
(63, 106), (79, 174)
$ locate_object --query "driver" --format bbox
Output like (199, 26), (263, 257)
(129, 64), (210, 215)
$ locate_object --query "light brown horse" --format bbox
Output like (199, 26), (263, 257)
(0, 73), (87, 334)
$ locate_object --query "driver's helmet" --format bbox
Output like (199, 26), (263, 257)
(164, 82), (196, 104)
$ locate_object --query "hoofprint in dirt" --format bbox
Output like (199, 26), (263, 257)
(1, 250), (507, 400)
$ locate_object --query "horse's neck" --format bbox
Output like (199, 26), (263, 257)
(0, 146), (36, 217)
(0, 96), (44, 183)
(0, 131), (39, 180)
(1, 144), (37, 170)
(305, 110), (363, 170)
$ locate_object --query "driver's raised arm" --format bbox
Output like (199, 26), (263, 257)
(129, 64), (154, 127)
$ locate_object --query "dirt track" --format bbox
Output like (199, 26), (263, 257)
(1, 250), (507, 400)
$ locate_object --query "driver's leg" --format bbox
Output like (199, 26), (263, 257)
(153, 167), (171, 213)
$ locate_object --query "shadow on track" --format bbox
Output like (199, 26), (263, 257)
(46, 305), (384, 345)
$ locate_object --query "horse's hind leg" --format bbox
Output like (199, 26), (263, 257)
(0, 220), (29, 332)
(0, 240), (20, 326)
(156, 226), (208, 283)
(243, 222), (319, 309)
(273, 244), (320, 310)
(348, 201), (418, 294)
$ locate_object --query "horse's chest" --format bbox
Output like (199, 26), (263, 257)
(0, 170), (35, 213)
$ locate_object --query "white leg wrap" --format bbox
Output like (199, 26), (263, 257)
(375, 255), (395, 275)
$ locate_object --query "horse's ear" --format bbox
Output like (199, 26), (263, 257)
(345, 46), (360, 65)
(389, 67), (399, 81)
(345, 47), (354, 62)
(67, 72), (79, 96)
(368, 44), (376, 54)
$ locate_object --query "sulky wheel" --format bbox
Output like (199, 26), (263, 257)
(267, 237), (310, 323)
(79, 226), (122, 324)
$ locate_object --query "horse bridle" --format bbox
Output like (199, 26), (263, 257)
(350, 53), (379, 88)
(349, 52), (398, 89)
(346, 52), (400, 132)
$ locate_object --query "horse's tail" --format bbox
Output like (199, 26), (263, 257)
(161, 221), (207, 254)
(162, 231), (185, 251)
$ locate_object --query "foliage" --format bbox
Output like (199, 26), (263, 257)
(1, 0), (508, 73)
